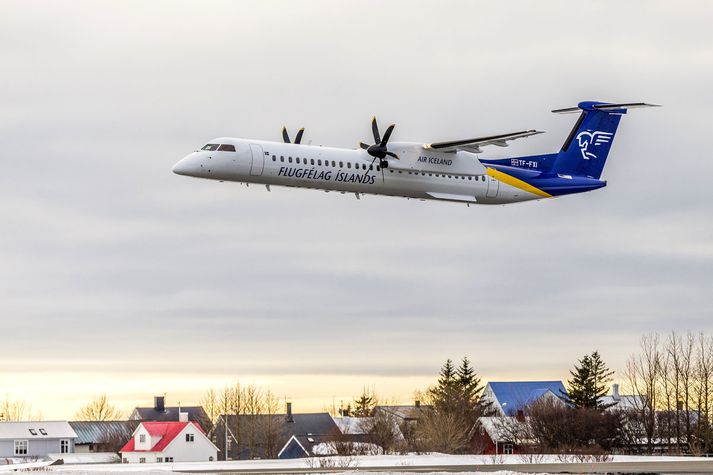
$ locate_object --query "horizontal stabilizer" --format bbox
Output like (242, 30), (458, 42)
(425, 130), (543, 153)
(553, 102), (660, 114)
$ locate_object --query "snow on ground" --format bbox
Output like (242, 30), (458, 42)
(34, 454), (712, 474)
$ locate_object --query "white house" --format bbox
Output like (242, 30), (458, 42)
(0, 421), (77, 460)
(120, 421), (218, 463)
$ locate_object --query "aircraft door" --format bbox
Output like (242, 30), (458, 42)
(486, 176), (499, 198)
(249, 144), (264, 176)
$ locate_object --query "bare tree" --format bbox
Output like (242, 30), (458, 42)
(201, 388), (220, 425)
(75, 394), (122, 421)
(624, 333), (662, 453)
(259, 390), (284, 459)
(0, 397), (34, 421)
(415, 408), (470, 453)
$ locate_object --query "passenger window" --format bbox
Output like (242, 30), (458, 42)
(376, 166), (380, 171)
(201, 144), (219, 151)
(272, 155), (276, 161)
(296, 157), (300, 164)
(289, 157), (292, 163)
(318, 160), (322, 166)
(339, 161), (344, 168)
(369, 165), (373, 170)
(332, 161), (336, 167)
(347, 163), (351, 169)
(311, 159), (315, 165)
(217, 144), (236, 152)
(280, 156), (284, 162)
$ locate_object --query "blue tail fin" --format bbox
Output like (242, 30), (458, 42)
(550, 101), (650, 179)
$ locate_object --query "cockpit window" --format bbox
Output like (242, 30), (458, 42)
(217, 144), (236, 152)
(201, 144), (219, 151)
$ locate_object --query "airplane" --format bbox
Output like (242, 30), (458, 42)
(172, 101), (657, 205)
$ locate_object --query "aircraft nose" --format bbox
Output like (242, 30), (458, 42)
(172, 154), (199, 176)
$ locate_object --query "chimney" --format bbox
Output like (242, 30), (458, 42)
(415, 400), (421, 408)
(286, 402), (294, 423)
(154, 396), (165, 412)
(612, 384), (620, 401)
(179, 411), (189, 422)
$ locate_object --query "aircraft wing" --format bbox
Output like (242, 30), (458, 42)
(424, 130), (543, 153)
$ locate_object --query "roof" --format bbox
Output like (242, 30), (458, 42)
(131, 406), (209, 425)
(120, 421), (203, 453)
(374, 405), (425, 420)
(69, 421), (138, 445)
(0, 421), (77, 439)
(332, 416), (370, 435)
(600, 394), (646, 411)
(486, 381), (567, 415)
(477, 416), (534, 444)
(221, 412), (338, 438)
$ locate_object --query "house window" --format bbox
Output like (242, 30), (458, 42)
(156, 457), (163, 463)
(60, 439), (70, 454)
(28, 429), (37, 435)
(165, 457), (174, 462)
(39, 429), (47, 435)
(139, 434), (146, 443)
(186, 433), (195, 442)
(139, 457), (146, 463)
(122, 458), (128, 463)
(14, 440), (28, 455)
(503, 443), (514, 454)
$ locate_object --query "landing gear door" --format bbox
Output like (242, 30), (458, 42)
(486, 176), (499, 198)
(250, 144), (264, 176)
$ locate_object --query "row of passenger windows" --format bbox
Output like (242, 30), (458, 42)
(272, 155), (380, 171)
(201, 143), (236, 152)
(271, 154), (487, 181)
(272, 154), (487, 181)
(388, 169), (487, 181)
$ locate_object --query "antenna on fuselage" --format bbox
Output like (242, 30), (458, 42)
(282, 126), (305, 144)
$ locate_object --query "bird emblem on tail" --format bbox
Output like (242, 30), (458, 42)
(576, 130), (614, 160)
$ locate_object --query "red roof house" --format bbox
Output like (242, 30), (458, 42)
(120, 421), (218, 464)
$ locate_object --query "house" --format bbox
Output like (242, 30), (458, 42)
(472, 416), (534, 455)
(130, 396), (211, 432)
(600, 384), (646, 411)
(480, 381), (568, 416)
(69, 421), (139, 453)
(212, 403), (339, 460)
(0, 421), (77, 460)
(120, 420), (218, 463)
(277, 434), (380, 459)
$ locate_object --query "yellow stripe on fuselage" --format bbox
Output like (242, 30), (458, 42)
(487, 167), (552, 198)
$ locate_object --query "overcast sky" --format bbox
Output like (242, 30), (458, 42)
(1, 0), (711, 419)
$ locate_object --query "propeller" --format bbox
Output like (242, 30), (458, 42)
(360, 117), (398, 183)
(359, 117), (399, 166)
(282, 126), (305, 144)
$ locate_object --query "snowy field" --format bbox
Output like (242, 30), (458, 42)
(11, 454), (710, 474)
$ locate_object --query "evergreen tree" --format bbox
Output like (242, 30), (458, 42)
(589, 351), (615, 410)
(429, 358), (460, 413)
(456, 356), (484, 423)
(566, 351), (615, 410)
(352, 387), (377, 417)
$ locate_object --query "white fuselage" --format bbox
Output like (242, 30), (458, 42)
(172, 137), (543, 205)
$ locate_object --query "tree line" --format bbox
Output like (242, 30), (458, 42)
(7, 330), (713, 457)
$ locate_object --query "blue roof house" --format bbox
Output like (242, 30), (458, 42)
(481, 381), (568, 416)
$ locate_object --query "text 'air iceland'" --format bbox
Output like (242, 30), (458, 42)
(277, 166), (376, 185)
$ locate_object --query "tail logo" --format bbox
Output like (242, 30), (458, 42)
(576, 130), (613, 160)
